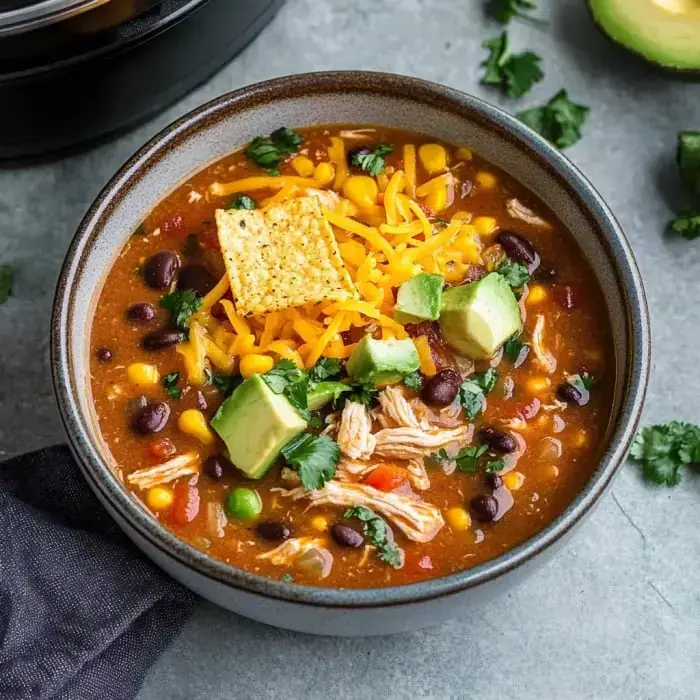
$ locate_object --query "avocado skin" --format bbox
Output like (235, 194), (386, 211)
(586, 0), (700, 75)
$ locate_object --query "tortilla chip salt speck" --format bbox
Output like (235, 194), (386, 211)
(216, 196), (358, 316)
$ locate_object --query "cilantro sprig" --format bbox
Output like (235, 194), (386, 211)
(630, 422), (700, 486)
(344, 506), (402, 568)
(245, 127), (303, 175)
(497, 260), (530, 288)
(670, 211), (700, 240)
(160, 289), (202, 334)
(481, 32), (543, 99)
(226, 194), (256, 210)
(162, 371), (182, 400)
(210, 372), (242, 397)
(261, 359), (310, 421)
(308, 358), (343, 384)
(489, 0), (538, 24)
(282, 432), (340, 491)
(518, 90), (589, 150)
(503, 336), (528, 363)
(454, 444), (488, 473)
(350, 144), (393, 176)
(459, 368), (499, 420)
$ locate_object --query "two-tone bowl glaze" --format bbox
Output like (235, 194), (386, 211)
(52, 71), (650, 636)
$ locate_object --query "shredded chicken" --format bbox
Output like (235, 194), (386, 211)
(541, 399), (568, 412)
(407, 459), (430, 491)
(335, 458), (377, 481)
(378, 386), (424, 430)
(127, 452), (199, 490)
(531, 314), (557, 374)
(281, 481), (444, 543)
(506, 198), (551, 228)
(257, 537), (326, 565)
(373, 426), (471, 460)
(337, 401), (376, 460)
(411, 399), (466, 429)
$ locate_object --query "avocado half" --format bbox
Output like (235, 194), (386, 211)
(588, 0), (700, 72)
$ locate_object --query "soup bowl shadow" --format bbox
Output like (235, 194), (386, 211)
(52, 71), (650, 636)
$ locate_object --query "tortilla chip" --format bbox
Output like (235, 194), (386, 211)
(216, 197), (357, 317)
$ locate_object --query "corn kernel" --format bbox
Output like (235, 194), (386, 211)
(504, 471), (525, 491)
(526, 376), (551, 395)
(527, 285), (547, 305)
(474, 216), (497, 235)
(314, 162), (335, 185)
(476, 171), (497, 189)
(127, 362), (159, 387)
(310, 515), (328, 532)
(573, 429), (588, 447)
(424, 186), (448, 212)
(291, 155), (315, 177)
(146, 486), (174, 511)
(178, 409), (215, 445)
(343, 175), (378, 209)
(418, 143), (448, 175)
(446, 507), (471, 531)
(239, 353), (274, 378)
(455, 146), (473, 161)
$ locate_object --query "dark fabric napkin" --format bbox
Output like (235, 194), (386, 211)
(0, 446), (197, 700)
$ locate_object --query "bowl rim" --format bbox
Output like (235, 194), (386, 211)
(52, 70), (650, 608)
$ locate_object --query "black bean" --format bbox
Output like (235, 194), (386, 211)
(126, 395), (148, 419)
(470, 494), (499, 523)
(127, 302), (156, 323)
(96, 347), (112, 362)
(496, 231), (540, 271)
(132, 402), (170, 434)
(202, 455), (232, 480)
(142, 329), (184, 350)
(479, 427), (517, 454)
(347, 147), (369, 167)
(485, 472), (504, 490)
(177, 264), (215, 297)
(256, 521), (291, 542)
(421, 368), (461, 406)
(144, 250), (180, 289)
(532, 264), (556, 282)
(331, 523), (364, 548)
(557, 382), (583, 405)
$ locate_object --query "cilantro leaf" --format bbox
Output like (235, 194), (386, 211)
(351, 144), (393, 176)
(332, 382), (378, 410)
(160, 289), (202, 333)
(455, 444), (488, 473)
(403, 371), (424, 391)
(281, 573), (294, 583)
(677, 131), (700, 196)
(283, 378), (311, 422)
(518, 90), (589, 149)
(490, 0), (537, 23)
(161, 371), (181, 400)
(630, 421), (700, 486)
(459, 369), (499, 420)
(504, 336), (527, 363)
(480, 33), (543, 98)
(670, 210), (700, 240)
(486, 459), (505, 472)
(481, 33), (509, 86)
(245, 127), (303, 175)
(282, 433), (340, 491)
(343, 506), (402, 568)
(210, 372), (242, 396)
(261, 359), (310, 421)
(0, 265), (13, 305)
(497, 260), (530, 287)
(308, 357), (343, 384)
(226, 194), (256, 210)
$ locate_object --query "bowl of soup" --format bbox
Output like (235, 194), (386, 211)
(52, 71), (649, 635)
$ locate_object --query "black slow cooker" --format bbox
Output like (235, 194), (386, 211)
(0, 0), (285, 162)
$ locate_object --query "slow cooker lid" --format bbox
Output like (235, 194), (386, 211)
(0, 0), (108, 35)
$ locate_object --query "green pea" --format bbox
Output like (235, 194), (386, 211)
(226, 487), (262, 519)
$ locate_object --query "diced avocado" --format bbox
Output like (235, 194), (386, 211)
(346, 336), (420, 387)
(438, 272), (521, 360)
(307, 381), (350, 410)
(210, 374), (306, 479)
(588, 0), (700, 72)
(395, 272), (444, 324)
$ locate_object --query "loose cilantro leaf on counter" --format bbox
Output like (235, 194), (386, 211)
(262, 359), (310, 421)
(0, 265), (13, 305)
(344, 506), (402, 568)
(670, 210), (700, 240)
(282, 433), (340, 491)
(455, 444), (489, 473)
(245, 127), (303, 175)
(162, 371), (182, 400)
(459, 369), (499, 420)
(497, 260), (531, 288)
(490, 0), (538, 23)
(160, 289), (202, 333)
(308, 357), (343, 384)
(481, 33), (543, 98)
(226, 194), (256, 210)
(403, 371), (424, 391)
(630, 421), (700, 486)
(518, 90), (589, 149)
(351, 144), (394, 176)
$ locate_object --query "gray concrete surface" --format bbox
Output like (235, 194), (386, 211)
(1, 0), (698, 698)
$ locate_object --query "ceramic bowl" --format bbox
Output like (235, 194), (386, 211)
(52, 71), (650, 636)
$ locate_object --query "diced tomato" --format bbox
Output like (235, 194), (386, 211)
(160, 213), (184, 236)
(172, 481), (200, 525)
(553, 284), (575, 310)
(148, 437), (176, 461)
(364, 464), (409, 492)
(200, 226), (220, 250)
(518, 397), (541, 421)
